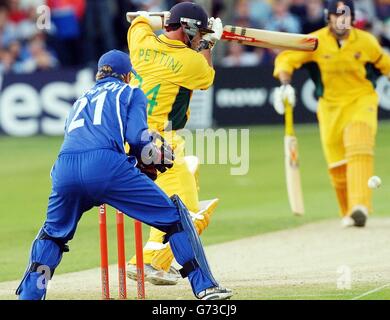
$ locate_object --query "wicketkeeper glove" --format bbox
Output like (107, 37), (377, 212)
(136, 161), (158, 181)
(273, 84), (296, 115)
(136, 132), (174, 180)
(198, 17), (223, 51)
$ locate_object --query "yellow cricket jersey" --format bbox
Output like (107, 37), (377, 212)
(127, 16), (215, 132)
(274, 27), (390, 103)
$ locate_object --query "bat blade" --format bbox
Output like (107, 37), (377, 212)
(126, 11), (167, 23)
(284, 135), (305, 215)
(222, 25), (318, 52)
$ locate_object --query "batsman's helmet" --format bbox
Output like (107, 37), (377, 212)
(166, 2), (213, 36)
(325, 0), (355, 21)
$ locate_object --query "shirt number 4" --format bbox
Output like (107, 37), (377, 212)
(135, 74), (161, 115)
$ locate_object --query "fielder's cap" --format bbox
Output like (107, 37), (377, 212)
(98, 49), (137, 75)
(327, 0), (355, 19)
(167, 2), (213, 34)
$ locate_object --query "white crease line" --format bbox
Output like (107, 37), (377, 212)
(351, 283), (390, 300)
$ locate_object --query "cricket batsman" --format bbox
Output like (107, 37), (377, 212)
(15, 50), (232, 300)
(273, 0), (390, 227)
(126, 2), (223, 284)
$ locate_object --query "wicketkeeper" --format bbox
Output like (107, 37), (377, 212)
(273, 0), (390, 227)
(15, 49), (232, 300)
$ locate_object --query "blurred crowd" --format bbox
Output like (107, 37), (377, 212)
(0, 0), (389, 73)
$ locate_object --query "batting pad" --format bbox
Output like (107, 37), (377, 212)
(184, 155), (200, 192)
(329, 165), (348, 216)
(344, 122), (374, 213)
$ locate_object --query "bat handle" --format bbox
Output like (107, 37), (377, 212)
(284, 100), (295, 136)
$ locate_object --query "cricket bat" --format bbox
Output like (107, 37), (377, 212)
(284, 100), (305, 216)
(222, 25), (318, 52)
(126, 12), (319, 52)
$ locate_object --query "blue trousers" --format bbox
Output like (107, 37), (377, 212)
(16, 149), (215, 299)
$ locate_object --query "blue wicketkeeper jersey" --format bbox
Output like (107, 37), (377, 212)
(60, 77), (151, 156)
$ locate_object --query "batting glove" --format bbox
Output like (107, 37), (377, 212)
(189, 209), (210, 235)
(136, 11), (149, 18)
(189, 211), (205, 222)
(135, 11), (170, 31)
(199, 17), (223, 50)
(273, 84), (296, 115)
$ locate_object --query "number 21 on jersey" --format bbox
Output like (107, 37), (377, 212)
(67, 91), (107, 133)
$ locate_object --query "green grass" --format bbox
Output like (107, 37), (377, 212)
(41, 282), (390, 300)
(2, 282), (388, 300)
(1, 121), (390, 283)
(231, 282), (390, 300)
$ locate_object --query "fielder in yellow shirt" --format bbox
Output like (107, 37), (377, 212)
(126, 2), (223, 284)
(274, 0), (390, 227)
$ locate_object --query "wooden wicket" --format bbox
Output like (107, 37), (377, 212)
(99, 205), (145, 300)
